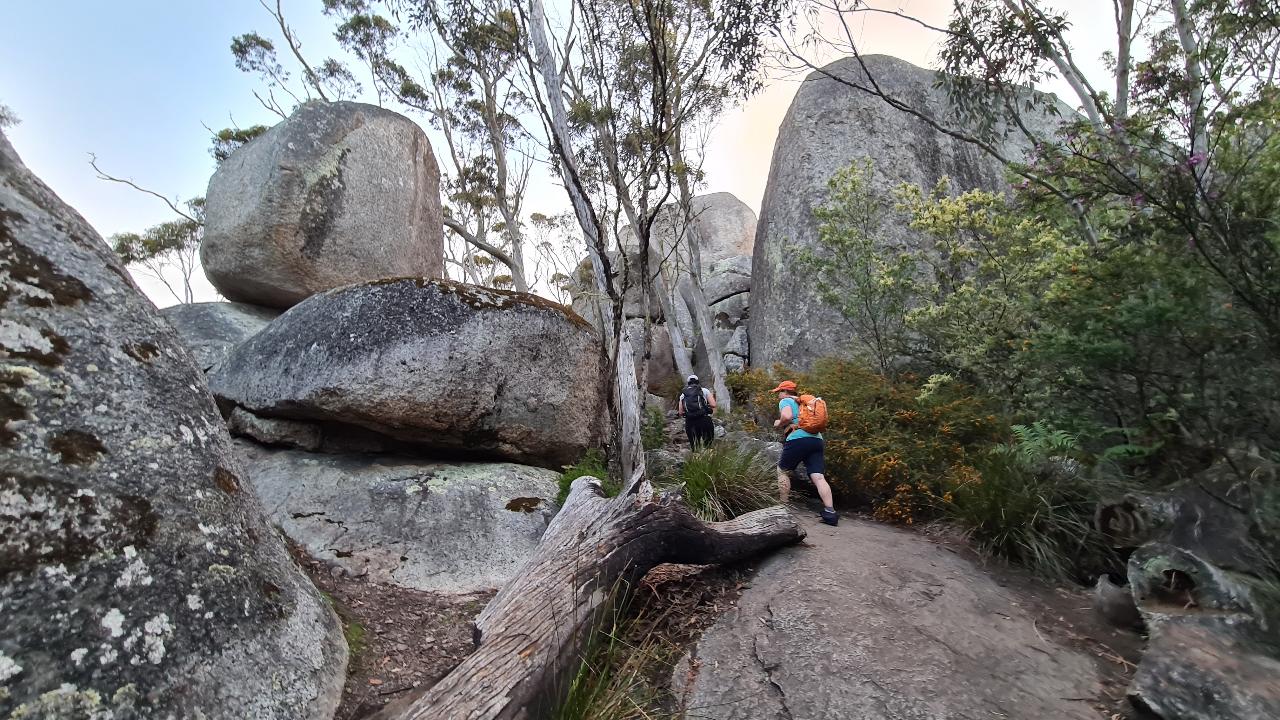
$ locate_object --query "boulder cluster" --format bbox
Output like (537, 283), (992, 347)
(568, 191), (759, 391)
(1, 102), (601, 719)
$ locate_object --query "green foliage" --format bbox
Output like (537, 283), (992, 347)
(807, 154), (1280, 477)
(210, 125), (269, 162)
(990, 421), (1079, 465)
(670, 444), (778, 522)
(109, 197), (205, 305)
(555, 449), (613, 505)
(0, 103), (18, 129)
(799, 159), (917, 373)
(641, 405), (666, 451)
(951, 449), (1122, 582)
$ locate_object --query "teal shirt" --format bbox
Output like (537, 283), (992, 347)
(780, 398), (822, 441)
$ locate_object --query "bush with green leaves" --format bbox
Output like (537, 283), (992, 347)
(555, 449), (613, 505)
(949, 423), (1126, 581)
(641, 405), (666, 451)
(805, 155), (1280, 478)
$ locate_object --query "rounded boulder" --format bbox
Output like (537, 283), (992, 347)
(209, 278), (604, 469)
(201, 101), (444, 308)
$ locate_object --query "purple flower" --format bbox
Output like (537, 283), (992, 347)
(1132, 193), (1145, 206)
(1188, 151), (1207, 167)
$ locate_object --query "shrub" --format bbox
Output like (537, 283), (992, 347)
(641, 405), (666, 451)
(948, 425), (1126, 580)
(750, 359), (1007, 524)
(669, 444), (778, 522)
(556, 449), (613, 505)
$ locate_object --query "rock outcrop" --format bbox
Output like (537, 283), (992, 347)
(649, 192), (757, 275)
(202, 101), (444, 308)
(674, 516), (1103, 720)
(0, 134), (346, 719)
(210, 278), (603, 469)
(623, 319), (677, 394)
(235, 441), (560, 594)
(160, 301), (278, 372)
(750, 54), (1066, 369)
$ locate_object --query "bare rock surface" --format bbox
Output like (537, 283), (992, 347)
(160, 300), (278, 372)
(750, 55), (1067, 369)
(209, 277), (603, 469)
(202, 101), (443, 308)
(0, 133), (346, 719)
(235, 441), (560, 594)
(1128, 623), (1280, 720)
(676, 516), (1104, 720)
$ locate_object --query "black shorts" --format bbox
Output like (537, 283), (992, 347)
(778, 436), (825, 476)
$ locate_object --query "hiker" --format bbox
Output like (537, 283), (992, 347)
(677, 374), (717, 449)
(772, 380), (838, 526)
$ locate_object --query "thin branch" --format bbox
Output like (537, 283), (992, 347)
(89, 154), (199, 223)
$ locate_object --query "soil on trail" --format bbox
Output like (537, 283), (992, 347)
(290, 543), (491, 720)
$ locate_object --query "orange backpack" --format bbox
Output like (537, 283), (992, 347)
(796, 394), (829, 434)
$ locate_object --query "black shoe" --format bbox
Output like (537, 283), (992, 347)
(820, 509), (839, 526)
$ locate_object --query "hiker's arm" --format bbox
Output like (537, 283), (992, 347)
(677, 397), (685, 417)
(708, 393), (717, 412)
(774, 403), (793, 428)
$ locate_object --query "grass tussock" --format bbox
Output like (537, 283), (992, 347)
(669, 444), (779, 522)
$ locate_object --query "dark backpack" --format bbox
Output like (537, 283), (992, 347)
(681, 385), (709, 418)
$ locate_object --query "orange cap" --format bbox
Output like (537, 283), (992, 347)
(770, 380), (797, 393)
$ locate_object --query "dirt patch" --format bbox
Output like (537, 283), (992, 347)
(288, 541), (492, 720)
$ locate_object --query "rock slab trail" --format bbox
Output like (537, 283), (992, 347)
(674, 516), (1105, 720)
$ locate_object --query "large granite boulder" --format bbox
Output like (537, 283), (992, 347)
(235, 441), (559, 594)
(0, 134), (346, 719)
(750, 55), (1066, 369)
(160, 301), (278, 372)
(568, 250), (663, 324)
(623, 319), (677, 394)
(689, 193), (756, 272)
(674, 517), (1103, 719)
(703, 255), (751, 305)
(210, 278), (603, 469)
(650, 192), (757, 276)
(202, 101), (444, 308)
(1128, 623), (1280, 720)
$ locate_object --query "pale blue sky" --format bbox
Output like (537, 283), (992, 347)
(0, 1), (1110, 306)
(1, 1), (351, 239)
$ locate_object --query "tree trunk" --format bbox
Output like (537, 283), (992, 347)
(680, 276), (732, 414)
(373, 478), (805, 720)
(655, 269), (695, 380)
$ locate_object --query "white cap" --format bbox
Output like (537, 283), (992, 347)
(687, 375), (699, 383)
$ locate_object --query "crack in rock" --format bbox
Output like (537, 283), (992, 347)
(752, 605), (794, 720)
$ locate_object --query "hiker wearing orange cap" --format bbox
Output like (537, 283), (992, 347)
(771, 380), (838, 526)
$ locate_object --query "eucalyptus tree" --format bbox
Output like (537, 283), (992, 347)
(325, 0), (538, 291)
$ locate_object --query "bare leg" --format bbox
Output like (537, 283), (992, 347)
(810, 472), (835, 509)
(777, 469), (791, 504)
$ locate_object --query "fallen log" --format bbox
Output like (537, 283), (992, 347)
(373, 475), (804, 720)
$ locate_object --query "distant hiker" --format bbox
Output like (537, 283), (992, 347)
(772, 380), (838, 526)
(678, 374), (717, 449)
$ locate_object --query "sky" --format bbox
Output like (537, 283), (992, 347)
(0, 1), (1109, 307)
